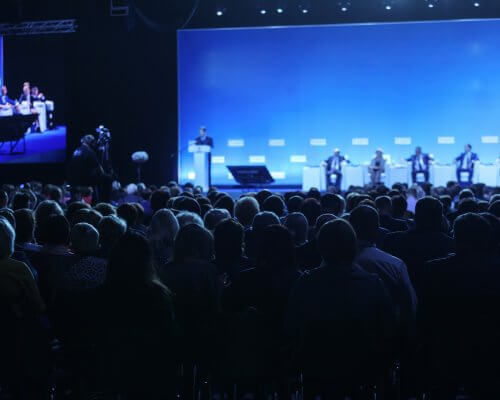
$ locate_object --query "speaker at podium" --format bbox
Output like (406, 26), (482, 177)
(188, 143), (211, 191)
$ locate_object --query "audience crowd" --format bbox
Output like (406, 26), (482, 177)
(0, 179), (500, 399)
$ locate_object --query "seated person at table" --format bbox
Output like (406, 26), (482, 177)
(18, 82), (33, 106)
(369, 148), (386, 185)
(31, 86), (46, 102)
(323, 148), (350, 191)
(455, 144), (479, 185)
(0, 85), (16, 109)
(406, 146), (432, 184)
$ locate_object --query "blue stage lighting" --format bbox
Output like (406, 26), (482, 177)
(426, 0), (438, 8)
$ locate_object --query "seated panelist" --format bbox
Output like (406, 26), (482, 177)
(454, 144), (479, 186)
(322, 148), (350, 191)
(0, 85), (16, 110)
(369, 148), (386, 185)
(31, 86), (46, 102)
(406, 146), (433, 184)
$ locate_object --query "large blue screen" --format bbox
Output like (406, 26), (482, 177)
(178, 19), (500, 186)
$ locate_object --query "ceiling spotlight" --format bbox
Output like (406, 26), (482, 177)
(473, 1), (480, 6)
(338, 1), (351, 12)
(216, 9), (224, 16)
(277, 7), (284, 13)
(298, 1), (310, 14)
(383, 0), (396, 10)
(425, 0), (438, 8)
(260, 8), (267, 14)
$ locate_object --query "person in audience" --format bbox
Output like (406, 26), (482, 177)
(64, 223), (106, 291)
(0, 190), (8, 208)
(245, 211), (281, 260)
(286, 195), (304, 214)
(375, 195), (408, 232)
(97, 214), (127, 258)
(176, 210), (204, 228)
(383, 196), (455, 295)
(300, 197), (322, 231)
(117, 203), (138, 230)
(158, 223), (220, 365)
(321, 193), (345, 216)
(34, 199), (64, 243)
(255, 189), (273, 207)
(93, 202), (116, 216)
(234, 196), (260, 228)
(214, 218), (249, 281)
(14, 208), (41, 253)
(488, 199), (500, 217)
(174, 196), (202, 216)
(30, 214), (73, 305)
(203, 208), (231, 232)
(284, 212), (309, 246)
(98, 232), (178, 396)
(213, 194), (235, 217)
(262, 194), (286, 218)
(148, 209), (179, 266)
(11, 191), (32, 210)
(0, 216), (48, 396)
(349, 205), (416, 340)
(391, 195), (410, 220)
(421, 213), (500, 398)
(285, 219), (394, 390)
(149, 189), (171, 216)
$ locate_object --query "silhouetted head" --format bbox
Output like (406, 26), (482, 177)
(174, 223), (214, 263)
(14, 209), (35, 244)
(301, 198), (322, 226)
(203, 208), (231, 231)
(117, 203), (138, 227)
(349, 205), (380, 243)
(39, 214), (70, 246)
(214, 218), (244, 262)
(262, 195), (286, 217)
(454, 213), (493, 254)
(284, 212), (309, 246)
(257, 225), (297, 271)
(213, 195), (235, 217)
(317, 219), (357, 267)
(234, 196), (260, 227)
(71, 222), (99, 254)
(488, 200), (500, 218)
(321, 193), (345, 216)
(287, 195), (304, 214)
(414, 196), (443, 231)
(391, 195), (408, 218)
(252, 211), (280, 235)
(375, 196), (392, 215)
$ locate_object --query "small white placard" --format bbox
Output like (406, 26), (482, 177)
(352, 137), (369, 146)
(437, 136), (455, 144)
(228, 139), (245, 147)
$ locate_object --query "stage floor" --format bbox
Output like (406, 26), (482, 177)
(0, 126), (66, 164)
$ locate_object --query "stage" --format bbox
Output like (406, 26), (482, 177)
(0, 126), (66, 164)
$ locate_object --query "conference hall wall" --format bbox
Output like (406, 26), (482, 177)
(178, 19), (500, 186)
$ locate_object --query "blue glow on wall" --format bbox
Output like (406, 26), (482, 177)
(178, 20), (500, 186)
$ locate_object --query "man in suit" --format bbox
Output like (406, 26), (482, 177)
(406, 146), (432, 184)
(0, 85), (16, 109)
(455, 144), (479, 186)
(420, 213), (500, 398)
(18, 82), (33, 106)
(194, 126), (214, 148)
(375, 195), (408, 233)
(285, 219), (395, 389)
(323, 148), (349, 191)
(382, 196), (455, 296)
(194, 126), (213, 186)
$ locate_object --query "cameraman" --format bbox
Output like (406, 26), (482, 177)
(67, 134), (112, 201)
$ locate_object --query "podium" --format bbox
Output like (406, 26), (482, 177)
(188, 144), (211, 191)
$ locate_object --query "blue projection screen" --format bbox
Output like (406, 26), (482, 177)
(178, 19), (500, 186)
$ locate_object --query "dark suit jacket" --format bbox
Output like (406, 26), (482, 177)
(382, 229), (455, 296)
(195, 135), (214, 148)
(0, 95), (16, 105)
(406, 153), (431, 172)
(325, 155), (349, 173)
(455, 152), (479, 170)
(379, 214), (408, 233)
(420, 253), (500, 385)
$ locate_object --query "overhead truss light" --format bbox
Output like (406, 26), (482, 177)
(338, 0), (351, 12)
